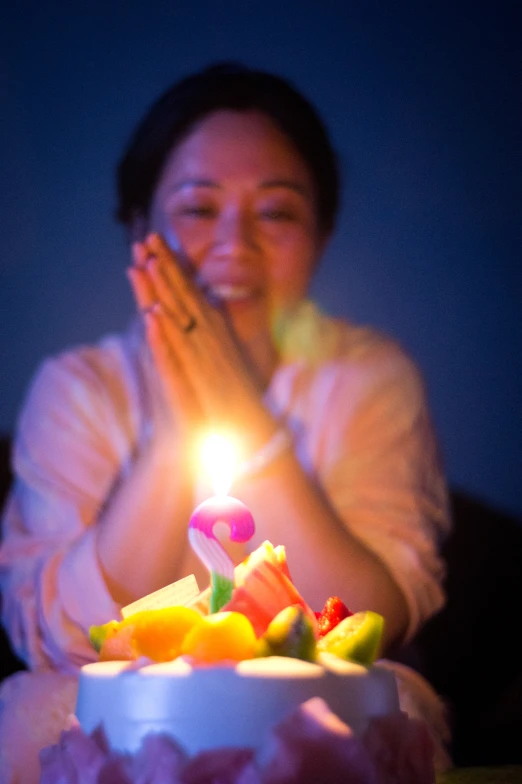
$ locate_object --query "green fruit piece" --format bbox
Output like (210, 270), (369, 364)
(89, 620), (120, 653)
(210, 571), (234, 614)
(256, 605), (317, 662)
(317, 610), (384, 666)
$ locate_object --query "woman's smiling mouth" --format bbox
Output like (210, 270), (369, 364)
(207, 282), (259, 303)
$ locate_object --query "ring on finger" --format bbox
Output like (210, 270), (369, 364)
(182, 315), (197, 334)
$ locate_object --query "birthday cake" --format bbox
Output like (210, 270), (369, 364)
(75, 533), (400, 750)
(41, 499), (435, 782)
(76, 655), (400, 755)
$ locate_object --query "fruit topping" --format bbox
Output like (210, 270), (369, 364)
(132, 607), (203, 662)
(255, 605), (317, 662)
(89, 620), (120, 654)
(234, 541), (292, 584)
(317, 610), (384, 666)
(315, 596), (353, 638)
(88, 543), (385, 671)
(90, 607), (203, 663)
(180, 611), (257, 663)
(223, 557), (316, 637)
(100, 623), (137, 661)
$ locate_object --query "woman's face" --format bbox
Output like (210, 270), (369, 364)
(147, 110), (324, 366)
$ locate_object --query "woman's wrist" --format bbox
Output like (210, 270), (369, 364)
(234, 427), (293, 483)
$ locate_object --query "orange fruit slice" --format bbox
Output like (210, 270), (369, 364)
(132, 607), (203, 662)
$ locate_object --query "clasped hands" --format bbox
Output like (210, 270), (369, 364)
(127, 234), (278, 452)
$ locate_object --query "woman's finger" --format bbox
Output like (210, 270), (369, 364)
(144, 255), (197, 333)
(145, 234), (196, 298)
(126, 266), (158, 311)
(131, 241), (149, 269)
(143, 305), (199, 415)
(144, 306), (180, 373)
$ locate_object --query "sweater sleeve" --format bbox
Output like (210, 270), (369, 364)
(0, 350), (127, 672)
(313, 340), (451, 643)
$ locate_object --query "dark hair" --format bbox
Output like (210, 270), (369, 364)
(116, 62), (340, 237)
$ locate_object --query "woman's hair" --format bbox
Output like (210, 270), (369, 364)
(116, 62), (340, 237)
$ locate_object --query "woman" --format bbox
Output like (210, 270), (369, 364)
(0, 63), (451, 777)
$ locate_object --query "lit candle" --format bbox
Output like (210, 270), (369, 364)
(188, 433), (255, 613)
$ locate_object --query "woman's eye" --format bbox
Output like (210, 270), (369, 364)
(178, 205), (216, 219)
(259, 208), (295, 222)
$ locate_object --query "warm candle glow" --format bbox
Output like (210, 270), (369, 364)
(199, 432), (240, 496)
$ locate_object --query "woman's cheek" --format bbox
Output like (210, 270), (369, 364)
(169, 221), (209, 261)
(271, 241), (316, 294)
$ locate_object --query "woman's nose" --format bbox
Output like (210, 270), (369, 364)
(213, 208), (257, 257)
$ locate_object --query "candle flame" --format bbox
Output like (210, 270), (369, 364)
(199, 432), (240, 496)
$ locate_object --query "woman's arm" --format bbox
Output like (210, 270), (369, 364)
(235, 345), (450, 651)
(0, 340), (200, 669)
(236, 446), (411, 650)
(94, 428), (195, 606)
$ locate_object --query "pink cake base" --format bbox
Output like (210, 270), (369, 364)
(40, 698), (435, 783)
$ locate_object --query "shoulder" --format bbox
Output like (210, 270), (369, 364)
(15, 322), (144, 460)
(336, 321), (427, 406)
(21, 321), (142, 415)
(33, 321), (139, 388)
(276, 302), (426, 410)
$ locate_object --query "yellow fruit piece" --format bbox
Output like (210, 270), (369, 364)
(132, 607), (203, 662)
(181, 611), (257, 663)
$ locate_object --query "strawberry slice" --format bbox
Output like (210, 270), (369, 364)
(315, 596), (353, 638)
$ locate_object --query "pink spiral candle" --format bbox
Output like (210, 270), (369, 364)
(188, 495), (255, 612)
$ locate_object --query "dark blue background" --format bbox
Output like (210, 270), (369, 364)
(1, 1), (520, 517)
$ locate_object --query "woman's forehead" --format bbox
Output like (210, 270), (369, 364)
(158, 110), (315, 193)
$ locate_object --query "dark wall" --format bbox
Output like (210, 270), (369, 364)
(1, 1), (520, 517)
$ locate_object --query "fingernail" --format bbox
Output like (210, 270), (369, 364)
(142, 301), (161, 315)
(131, 242), (145, 268)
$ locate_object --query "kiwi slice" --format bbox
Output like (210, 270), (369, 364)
(316, 610), (384, 666)
(256, 606), (317, 662)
